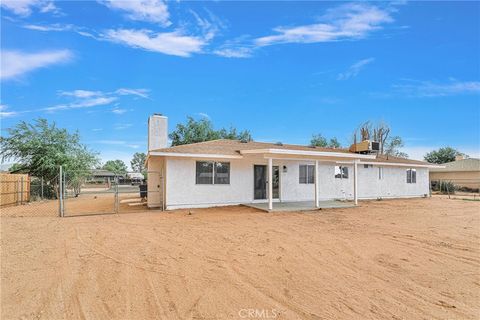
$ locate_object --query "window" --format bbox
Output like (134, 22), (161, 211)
(214, 162), (230, 184)
(299, 165), (315, 184)
(406, 168), (416, 184)
(196, 161), (230, 184)
(335, 166), (349, 179)
(364, 164), (373, 169)
(378, 167), (384, 180)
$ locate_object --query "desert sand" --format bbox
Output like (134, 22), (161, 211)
(1, 197), (479, 319)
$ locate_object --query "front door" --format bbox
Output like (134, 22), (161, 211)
(254, 165), (279, 200)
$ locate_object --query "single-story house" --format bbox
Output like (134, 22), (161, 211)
(430, 157), (480, 191)
(88, 169), (119, 183)
(146, 115), (441, 210)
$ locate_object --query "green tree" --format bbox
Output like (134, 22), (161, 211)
(130, 152), (146, 173)
(0, 118), (98, 196)
(328, 137), (341, 148)
(169, 116), (252, 146)
(384, 136), (408, 159)
(310, 134), (341, 148)
(102, 160), (128, 174)
(310, 134), (328, 147)
(8, 163), (24, 173)
(424, 147), (466, 164)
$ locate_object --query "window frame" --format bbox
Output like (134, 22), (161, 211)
(299, 164), (315, 184)
(334, 166), (349, 179)
(406, 168), (417, 184)
(195, 161), (231, 185)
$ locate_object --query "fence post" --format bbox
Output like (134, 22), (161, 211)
(16, 179), (19, 205)
(115, 176), (119, 214)
(20, 177), (24, 205)
(59, 166), (64, 217)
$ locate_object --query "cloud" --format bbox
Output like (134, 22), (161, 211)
(213, 35), (256, 58)
(197, 112), (210, 119)
(44, 87), (150, 112)
(393, 80), (480, 97)
(189, 9), (224, 41)
(101, 0), (170, 26)
(214, 46), (254, 58)
(103, 29), (207, 57)
(92, 128), (103, 132)
(59, 89), (102, 98)
(116, 88), (150, 99)
(0, 104), (18, 118)
(1, 49), (73, 80)
(44, 96), (117, 112)
(1, 0), (59, 17)
(337, 57), (375, 80)
(23, 23), (73, 32)
(112, 108), (127, 114)
(255, 3), (394, 47)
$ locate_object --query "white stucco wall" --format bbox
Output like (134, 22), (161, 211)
(157, 156), (430, 210)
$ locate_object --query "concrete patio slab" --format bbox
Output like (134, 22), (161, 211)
(242, 200), (355, 212)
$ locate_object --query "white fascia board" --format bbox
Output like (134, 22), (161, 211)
(240, 148), (376, 159)
(148, 152), (243, 159)
(336, 160), (445, 168)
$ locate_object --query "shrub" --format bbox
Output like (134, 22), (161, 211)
(433, 181), (456, 194)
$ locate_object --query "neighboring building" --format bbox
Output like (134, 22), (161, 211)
(88, 170), (119, 183)
(127, 172), (144, 184)
(430, 157), (480, 190)
(146, 115), (441, 210)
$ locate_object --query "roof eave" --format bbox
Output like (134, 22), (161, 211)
(148, 151), (243, 159)
(337, 160), (445, 168)
(240, 148), (376, 159)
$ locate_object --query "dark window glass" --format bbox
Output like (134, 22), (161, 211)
(299, 165), (307, 183)
(307, 165), (315, 184)
(300, 165), (314, 184)
(214, 162), (230, 184)
(342, 166), (349, 179)
(196, 161), (213, 184)
(406, 168), (416, 184)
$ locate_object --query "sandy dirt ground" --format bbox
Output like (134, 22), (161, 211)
(1, 198), (479, 320)
(0, 192), (148, 217)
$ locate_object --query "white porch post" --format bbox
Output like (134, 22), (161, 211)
(353, 159), (358, 205)
(268, 157), (273, 211)
(315, 160), (319, 208)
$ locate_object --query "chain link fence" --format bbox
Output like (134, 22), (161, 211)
(1, 167), (164, 217)
(0, 173), (60, 217)
(62, 169), (163, 217)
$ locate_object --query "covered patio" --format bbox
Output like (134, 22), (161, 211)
(239, 148), (377, 211)
(243, 200), (355, 212)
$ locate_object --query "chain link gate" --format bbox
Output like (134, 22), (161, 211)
(60, 168), (164, 217)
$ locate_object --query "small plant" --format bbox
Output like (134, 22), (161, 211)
(435, 181), (456, 195)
